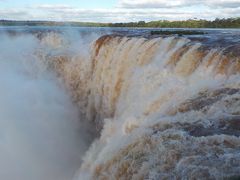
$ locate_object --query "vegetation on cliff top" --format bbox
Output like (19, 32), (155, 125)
(0, 17), (240, 28)
(150, 30), (206, 36)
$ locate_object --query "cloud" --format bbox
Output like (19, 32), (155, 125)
(117, 0), (240, 9)
(0, 9), (29, 19)
(20, 6), (196, 22)
(25, 3), (239, 22)
(118, 0), (190, 8)
(0, 1), (239, 22)
(35, 4), (73, 10)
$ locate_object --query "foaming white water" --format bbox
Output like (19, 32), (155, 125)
(38, 33), (240, 179)
(1, 31), (240, 180)
(72, 36), (239, 179)
(0, 33), (97, 180)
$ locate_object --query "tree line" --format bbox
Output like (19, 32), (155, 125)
(108, 18), (240, 28)
(0, 18), (240, 28)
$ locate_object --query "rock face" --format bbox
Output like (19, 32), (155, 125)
(41, 34), (240, 180)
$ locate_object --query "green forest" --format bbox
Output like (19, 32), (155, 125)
(1, 17), (240, 28)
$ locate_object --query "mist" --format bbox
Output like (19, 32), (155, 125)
(0, 31), (95, 180)
(1, 26), (239, 180)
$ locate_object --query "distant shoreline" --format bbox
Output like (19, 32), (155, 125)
(0, 18), (240, 28)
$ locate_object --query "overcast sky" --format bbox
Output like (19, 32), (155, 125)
(0, 0), (239, 22)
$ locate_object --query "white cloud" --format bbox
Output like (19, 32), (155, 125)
(24, 6), (196, 22)
(118, 0), (190, 8)
(118, 0), (240, 9)
(0, 1), (239, 22)
(0, 9), (29, 19)
(35, 4), (73, 10)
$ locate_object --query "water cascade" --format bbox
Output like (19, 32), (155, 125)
(42, 34), (240, 179)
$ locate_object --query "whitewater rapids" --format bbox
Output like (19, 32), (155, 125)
(1, 30), (240, 179)
(41, 33), (240, 179)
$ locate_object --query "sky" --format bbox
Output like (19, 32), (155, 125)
(0, 0), (240, 22)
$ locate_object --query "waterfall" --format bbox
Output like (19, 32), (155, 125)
(42, 34), (240, 179)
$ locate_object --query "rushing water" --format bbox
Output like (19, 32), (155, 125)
(0, 26), (240, 180)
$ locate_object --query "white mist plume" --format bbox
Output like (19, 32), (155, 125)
(0, 31), (99, 180)
(1, 29), (239, 180)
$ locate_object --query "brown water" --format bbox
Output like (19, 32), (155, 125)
(0, 27), (240, 180)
